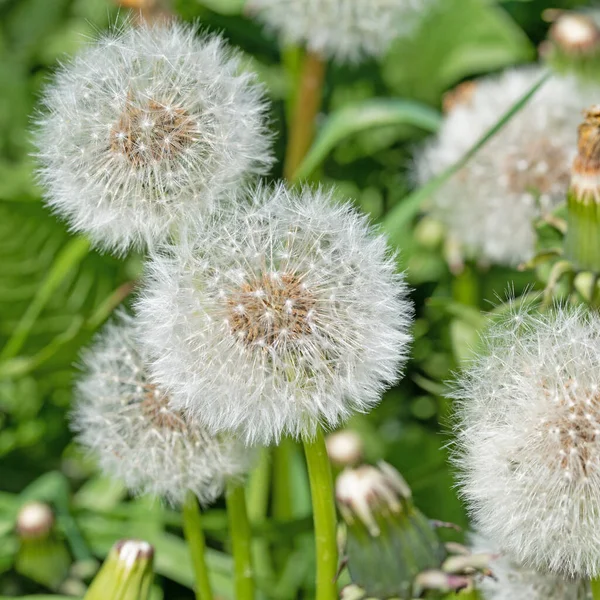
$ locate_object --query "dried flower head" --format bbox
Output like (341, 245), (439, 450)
(454, 304), (600, 578)
(246, 0), (435, 64)
(72, 313), (252, 506)
(35, 21), (272, 254)
(471, 534), (588, 600)
(137, 184), (412, 445)
(417, 67), (600, 266)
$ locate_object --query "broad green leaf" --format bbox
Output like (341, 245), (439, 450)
(294, 99), (442, 180)
(383, 0), (534, 103)
(382, 71), (550, 246)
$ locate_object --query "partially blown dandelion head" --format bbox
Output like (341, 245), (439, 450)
(72, 314), (252, 506)
(471, 534), (588, 600)
(417, 68), (600, 266)
(137, 184), (412, 445)
(246, 0), (434, 63)
(454, 305), (600, 577)
(35, 22), (272, 254)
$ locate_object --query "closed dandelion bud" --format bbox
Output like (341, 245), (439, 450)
(246, 0), (436, 64)
(545, 12), (600, 79)
(84, 539), (154, 600)
(35, 22), (272, 255)
(565, 106), (600, 272)
(454, 304), (600, 578)
(72, 313), (253, 507)
(335, 463), (446, 599)
(326, 430), (364, 468)
(471, 534), (589, 600)
(15, 502), (70, 590)
(137, 184), (412, 445)
(417, 67), (600, 267)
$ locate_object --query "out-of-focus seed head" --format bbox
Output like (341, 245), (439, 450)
(246, 0), (436, 64)
(35, 21), (272, 254)
(137, 184), (412, 445)
(417, 67), (600, 267)
(72, 313), (253, 507)
(454, 303), (600, 578)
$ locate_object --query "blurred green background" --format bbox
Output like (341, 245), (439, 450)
(0, 0), (594, 597)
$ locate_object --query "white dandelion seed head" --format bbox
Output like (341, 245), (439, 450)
(417, 67), (600, 266)
(470, 533), (589, 600)
(35, 21), (272, 254)
(454, 304), (600, 578)
(246, 0), (436, 64)
(136, 184), (412, 445)
(72, 313), (253, 507)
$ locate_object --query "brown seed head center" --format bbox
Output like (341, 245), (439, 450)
(110, 99), (197, 167)
(140, 386), (188, 434)
(538, 379), (600, 478)
(227, 273), (316, 348)
(504, 138), (571, 198)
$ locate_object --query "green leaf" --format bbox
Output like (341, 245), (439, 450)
(382, 0), (534, 103)
(294, 99), (442, 180)
(0, 597), (79, 600)
(198, 0), (245, 15)
(0, 236), (90, 360)
(382, 71), (550, 246)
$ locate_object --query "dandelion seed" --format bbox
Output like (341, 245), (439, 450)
(72, 313), (252, 506)
(454, 304), (600, 577)
(137, 184), (413, 445)
(35, 22), (272, 254)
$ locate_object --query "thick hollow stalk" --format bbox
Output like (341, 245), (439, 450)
(226, 481), (255, 600)
(182, 492), (213, 600)
(303, 428), (338, 600)
(284, 51), (327, 181)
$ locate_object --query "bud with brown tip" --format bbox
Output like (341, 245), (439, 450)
(84, 539), (154, 600)
(564, 106), (600, 272)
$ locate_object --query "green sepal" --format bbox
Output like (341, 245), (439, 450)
(565, 189), (600, 273)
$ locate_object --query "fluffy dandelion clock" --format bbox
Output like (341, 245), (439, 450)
(471, 534), (588, 600)
(72, 313), (252, 506)
(454, 304), (600, 578)
(137, 184), (412, 445)
(246, 0), (435, 63)
(417, 67), (600, 267)
(35, 22), (272, 254)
